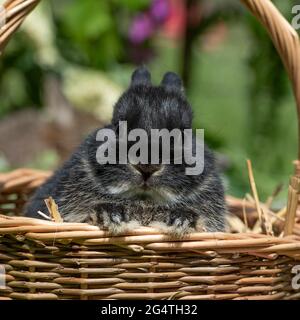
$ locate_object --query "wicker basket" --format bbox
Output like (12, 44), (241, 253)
(1, 0), (300, 300)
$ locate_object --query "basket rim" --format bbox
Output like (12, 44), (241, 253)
(1, 214), (300, 257)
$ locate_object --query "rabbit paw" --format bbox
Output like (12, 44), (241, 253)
(102, 210), (125, 234)
(150, 210), (200, 237)
(100, 204), (140, 235)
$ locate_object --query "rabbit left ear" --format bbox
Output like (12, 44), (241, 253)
(131, 66), (152, 87)
(161, 72), (183, 92)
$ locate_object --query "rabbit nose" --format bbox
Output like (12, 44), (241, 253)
(133, 164), (162, 180)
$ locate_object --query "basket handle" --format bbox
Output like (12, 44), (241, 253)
(241, 0), (300, 235)
(241, 0), (300, 159)
(0, 0), (300, 234)
(0, 0), (40, 54)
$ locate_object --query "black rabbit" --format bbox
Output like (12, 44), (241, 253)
(24, 67), (226, 236)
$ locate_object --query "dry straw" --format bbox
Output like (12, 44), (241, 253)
(0, 0), (300, 300)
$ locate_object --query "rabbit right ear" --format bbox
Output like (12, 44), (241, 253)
(161, 72), (183, 92)
(131, 66), (152, 87)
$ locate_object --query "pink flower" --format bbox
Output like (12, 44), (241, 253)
(150, 0), (170, 23)
(128, 13), (154, 44)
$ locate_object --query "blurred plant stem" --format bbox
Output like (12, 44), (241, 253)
(180, 0), (198, 88)
(180, 0), (241, 90)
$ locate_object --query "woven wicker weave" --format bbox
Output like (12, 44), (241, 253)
(1, 0), (300, 300)
(0, 0), (40, 54)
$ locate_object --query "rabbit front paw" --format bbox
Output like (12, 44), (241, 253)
(150, 209), (201, 237)
(102, 209), (126, 234)
(99, 203), (140, 234)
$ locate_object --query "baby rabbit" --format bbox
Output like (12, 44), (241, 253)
(24, 67), (226, 236)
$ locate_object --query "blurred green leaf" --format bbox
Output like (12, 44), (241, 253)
(63, 0), (112, 39)
(116, 0), (150, 11)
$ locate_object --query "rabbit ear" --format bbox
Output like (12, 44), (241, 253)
(131, 66), (152, 87)
(161, 72), (183, 92)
